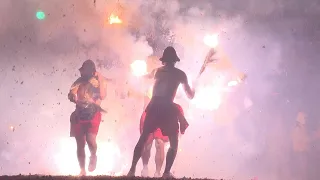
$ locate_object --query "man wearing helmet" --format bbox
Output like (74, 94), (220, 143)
(128, 46), (195, 178)
(68, 60), (107, 176)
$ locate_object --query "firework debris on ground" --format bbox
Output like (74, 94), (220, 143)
(0, 175), (224, 180)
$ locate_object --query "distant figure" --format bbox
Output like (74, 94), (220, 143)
(291, 111), (309, 180)
(68, 60), (107, 176)
(127, 46), (195, 178)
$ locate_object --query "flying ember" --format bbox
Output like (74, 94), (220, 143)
(108, 14), (122, 24)
(227, 80), (238, 87)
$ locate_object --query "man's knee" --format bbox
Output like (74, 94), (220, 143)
(76, 136), (86, 149)
(168, 134), (179, 150)
(155, 139), (164, 150)
(86, 133), (97, 145)
(138, 131), (151, 147)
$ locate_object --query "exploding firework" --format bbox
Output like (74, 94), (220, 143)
(108, 14), (122, 25)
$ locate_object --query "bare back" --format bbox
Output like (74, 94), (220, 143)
(152, 66), (190, 101)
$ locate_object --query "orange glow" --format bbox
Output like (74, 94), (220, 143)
(108, 14), (122, 24)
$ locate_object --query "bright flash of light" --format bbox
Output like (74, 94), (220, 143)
(108, 14), (122, 24)
(191, 85), (222, 111)
(130, 60), (147, 77)
(203, 34), (219, 48)
(9, 126), (15, 131)
(36, 11), (46, 20)
(53, 138), (124, 176)
(227, 80), (238, 87)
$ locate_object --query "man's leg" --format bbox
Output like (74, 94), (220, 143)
(154, 138), (165, 177)
(163, 133), (179, 177)
(127, 130), (151, 176)
(75, 135), (86, 175)
(86, 133), (97, 172)
(141, 136), (153, 177)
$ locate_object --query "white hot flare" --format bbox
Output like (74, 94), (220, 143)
(203, 34), (219, 48)
(130, 60), (147, 77)
(53, 138), (124, 176)
(191, 84), (222, 111)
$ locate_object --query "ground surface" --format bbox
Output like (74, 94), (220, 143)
(0, 175), (222, 180)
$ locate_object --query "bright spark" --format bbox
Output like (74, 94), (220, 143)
(130, 60), (147, 77)
(203, 34), (219, 48)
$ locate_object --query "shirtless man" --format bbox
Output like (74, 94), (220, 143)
(68, 60), (107, 176)
(127, 46), (195, 178)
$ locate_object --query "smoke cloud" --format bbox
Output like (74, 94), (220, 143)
(0, 0), (319, 179)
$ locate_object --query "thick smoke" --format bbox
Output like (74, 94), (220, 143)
(0, 0), (319, 180)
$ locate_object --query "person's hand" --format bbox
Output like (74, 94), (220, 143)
(192, 80), (199, 89)
(68, 92), (77, 103)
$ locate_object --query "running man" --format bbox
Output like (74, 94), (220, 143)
(127, 46), (195, 178)
(68, 60), (107, 176)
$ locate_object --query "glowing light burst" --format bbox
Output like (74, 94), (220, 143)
(191, 85), (222, 111)
(189, 75), (241, 111)
(108, 14), (122, 24)
(130, 60), (147, 77)
(203, 34), (219, 48)
(36, 11), (46, 20)
(227, 80), (238, 87)
(53, 138), (124, 176)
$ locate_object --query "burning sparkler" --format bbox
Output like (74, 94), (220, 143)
(198, 34), (219, 77)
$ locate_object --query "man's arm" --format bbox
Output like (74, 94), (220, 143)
(68, 78), (82, 103)
(181, 72), (195, 99)
(96, 72), (107, 100)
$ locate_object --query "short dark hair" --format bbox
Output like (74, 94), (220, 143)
(79, 59), (96, 73)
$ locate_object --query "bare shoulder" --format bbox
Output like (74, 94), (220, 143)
(70, 77), (82, 89)
(174, 67), (187, 79)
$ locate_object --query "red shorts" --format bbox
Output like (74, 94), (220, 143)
(70, 111), (101, 137)
(140, 112), (169, 142)
(141, 97), (185, 136)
